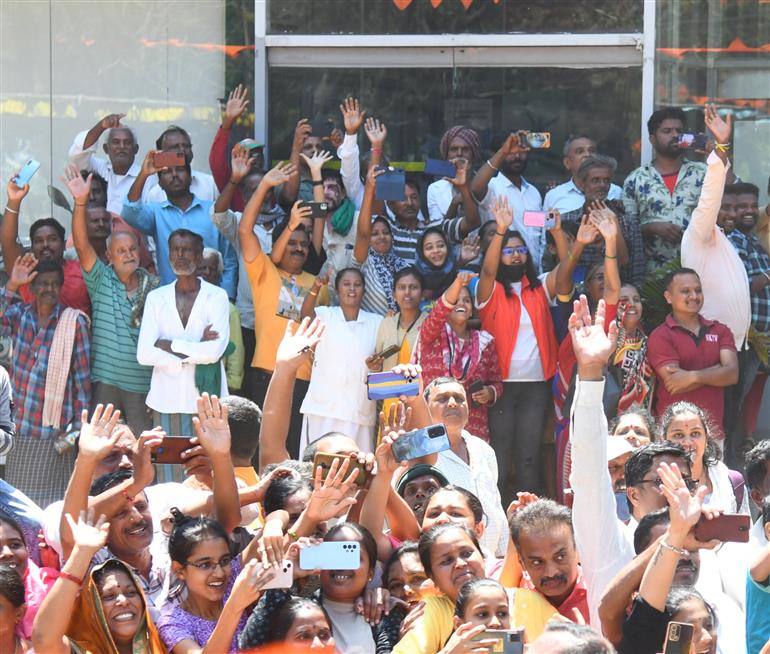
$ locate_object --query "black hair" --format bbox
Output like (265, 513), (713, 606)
(90, 468), (133, 496)
(666, 587), (717, 628)
(334, 266), (365, 291)
(633, 507), (670, 554)
(454, 578), (506, 619)
(662, 267), (700, 292)
(542, 622), (615, 652)
(745, 440), (770, 491)
(0, 513), (26, 548)
(647, 107), (686, 135)
(220, 396), (261, 461)
(509, 499), (574, 549)
(324, 522), (377, 572)
(265, 597), (333, 644)
(418, 523), (481, 577)
(383, 541), (419, 586)
(32, 259), (64, 285)
(29, 217), (65, 243)
(609, 407), (658, 442)
(155, 124), (191, 151)
(168, 228), (204, 254)
(393, 266), (425, 290)
(84, 170), (108, 207)
(625, 442), (690, 489)
(423, 375), (463, 401)
(263, 475), (313, 517)
(404, 176), (421, 195)
(417, 227), (450, 265)
(168, 508), (230, 564)
(372, 215), (392, 235)
(271, 219), (309, 247)
(496, 230), (541, 296)
(321, 168), (344, 188)
(301, 431), (351, 463)
(660, 401), (720, 467)
(423, 484), (485, 526)
(92, 559), (138, 592)
(0, 565), (25, 607)
(723, 182), (760, 198)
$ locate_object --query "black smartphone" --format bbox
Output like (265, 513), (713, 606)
(375, 167), (406, 201)
(374, 344), (402, 360)
(391, 424), (451, 463)
(662, 621), (694, 654)
(298, 201), (330, 219)
(311, 119), (333, 138)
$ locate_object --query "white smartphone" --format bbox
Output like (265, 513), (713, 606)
(261, 560), (294, 590)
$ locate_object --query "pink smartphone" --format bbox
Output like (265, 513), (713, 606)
(523, 210), (556, 229)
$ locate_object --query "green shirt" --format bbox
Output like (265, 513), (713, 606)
(82, 259), (154, 393)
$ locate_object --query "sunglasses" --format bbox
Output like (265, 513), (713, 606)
(635, 476), (698, 493)
(502, 245), (528, 256)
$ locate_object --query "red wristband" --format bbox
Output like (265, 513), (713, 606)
(59, 571), (83, 587)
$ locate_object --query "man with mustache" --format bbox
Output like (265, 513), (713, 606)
(2, 176), (90, 314)
(64, 165), (159, 436)
(622, 107), (706, 274)
(0, 254), (90, 506)
(136, 229), (231, 482)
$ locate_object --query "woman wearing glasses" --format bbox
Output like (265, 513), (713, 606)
(475, 196), (562, 503)
(157, 509), (276, 653)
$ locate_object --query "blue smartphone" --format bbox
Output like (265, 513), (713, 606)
(366, 371), (419, 401)
(299, 541), (360, 570)
(375, 167), (406, 201)
(14, 159), (41, 187)
(392, 424), (450, 462)
(424, 158), (457, 178)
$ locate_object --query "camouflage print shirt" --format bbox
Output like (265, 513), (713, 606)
(622, 160), (706, 271)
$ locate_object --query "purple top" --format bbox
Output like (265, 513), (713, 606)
(157, 557), (246, 653)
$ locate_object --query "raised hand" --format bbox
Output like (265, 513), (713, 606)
(506, 491), (540, 522)
(588, 202), (618, 242)
(439, 622), (493, 654)
(274, 316), (327, 371)
(62, 164), (92, 205)
(568, 295), (618, 380)
(224, 84), (249, 128)
(459, 234), (480, 264)
(364, 117), (387, 148)
(329, 128), (344, 150)
(453, 270), (477, 290)
(7, 253), (39, 291)
(658, 461), (708, 536)
(305, 456), (359, 523)
(576, 214), (600, 245)
(140, 150), (160, 177)
(230, 143), (256, 184)
(131, 428), (165, 489)
(447, 157), (469, 187)
(229, 559), (276, 610)
(65, 508), (110, 554)
(262, 161), (298, 189)
(257, 517), (287, 567)
(100, 113), (126, 130)
(378, 400), (411, 437)
(292, 119), (312, 152)
(287, 200), (313, 232)
(6, 176), (30, 204)
(192, 394), (231, 458)
(77, 404), (122, 462)
(365, 166), (385, 189)
(491, 194), (513, 232)
(375, 429), (408, 477)
(704, 103), (732, 146)
(299, 149), (333, 176)
(340, 97), (366, 135)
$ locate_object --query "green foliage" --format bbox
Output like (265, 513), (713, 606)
(640, 257), (681, 333)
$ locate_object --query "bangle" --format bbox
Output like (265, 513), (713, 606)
(486, 159), (499, 171)
(495, 231), (506, 237)
(311, 180), (323, 186)
(660, 540), (688, 556)
(58, 571), (83, 587)
(122, 488), (135, 503)
(287, 529), (299, 542)
(74, 203), (87, 207)
(604, 253), (617, 260)
(763, 271), (770, 284)
(714, 142), (730, 152)
(309, 290), (318, 297)
(4, 206), (19, 215)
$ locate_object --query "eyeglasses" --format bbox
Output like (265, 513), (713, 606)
(502, 245), (528, 256)
(185, 555), (233, 571)
(634, 476), (698, 493)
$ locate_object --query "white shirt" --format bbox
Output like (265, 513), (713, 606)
(137, 280), (230, 414)
(681, 151), (751, 349)
(145, 169), (219, 204)
(337, 133), (365, 209)
(427, 179), (457, 224)
(300, 306), (381, 425)
(543, 178), (622, 214)
(479, 173), (544, 271)
(436, 430), (509, 558)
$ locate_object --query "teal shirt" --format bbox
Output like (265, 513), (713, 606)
(82, 259), (154, 393)
(747, 570), (770, 654)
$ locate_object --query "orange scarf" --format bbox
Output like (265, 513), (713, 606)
(479, 278), (557, 380)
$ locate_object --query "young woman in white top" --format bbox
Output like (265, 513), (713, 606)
(299, 267), (382, 452)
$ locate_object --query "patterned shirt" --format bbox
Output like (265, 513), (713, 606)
(0, 289), (90, 439)
(727, 229), (770, 334)
(622, 160), (706, 271)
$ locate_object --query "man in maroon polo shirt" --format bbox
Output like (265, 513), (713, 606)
(648, 267), (739, 433)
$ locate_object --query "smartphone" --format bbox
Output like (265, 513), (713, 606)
(392, 424), (451, 463)
(299, 541), (360, 570)
(470, 629), (524, 654)
(154, 151), (186, 169)
(523, 210), (557, 229)
(150, 436), (194, 464)
(261, 560), (294, 590)
(424, 158), (457, 178)
(468, 380), (485, 394)
(524, 132), (551, 149)
(298, 200), (330, 219)
(14, 159), (41, 187)
(374, 344), (401, 360)
(366, 371), (419, 401)
(311, 119), (333, 138)
(375, 167), (406, 202)
(678, 133), (708, 149)
(313, 452), (371, 488)
(693, 512), (750, 543)
(662, 621), (694, 654)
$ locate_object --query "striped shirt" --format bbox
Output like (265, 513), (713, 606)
(82, 259), (154, 393)
(385, 211), (464, 264)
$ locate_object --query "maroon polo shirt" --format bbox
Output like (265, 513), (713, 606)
(648, 314), (736, 434)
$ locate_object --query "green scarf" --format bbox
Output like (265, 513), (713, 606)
(195, 341), (236, 396)
(331, 198), (355, 236)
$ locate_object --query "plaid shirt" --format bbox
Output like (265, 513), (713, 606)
(0, 288), (90, 439)
(727, 229), (770, 334)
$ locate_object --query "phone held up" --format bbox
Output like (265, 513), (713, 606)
(470, 629), (524, 654)
(154, 151), (186, 169)
(366, 371), (419, 401)
(662, 621), (694, 654)
(391, 424), (451, 463)
(375, 166), (406, 202)
(693, 513), (750, 543)
(313, 452), (371, 488)
(150, 436), (194, 465)
(299, 541), (361, 571)
(14, 159), (41, 187)
(523, 210), (558, 229)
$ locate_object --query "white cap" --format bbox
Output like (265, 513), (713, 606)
(607, 436), (636, 462)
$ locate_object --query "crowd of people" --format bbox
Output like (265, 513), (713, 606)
(0, 86), (769, 653)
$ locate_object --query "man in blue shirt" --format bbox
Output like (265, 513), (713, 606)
(122, 151), (237, 298)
